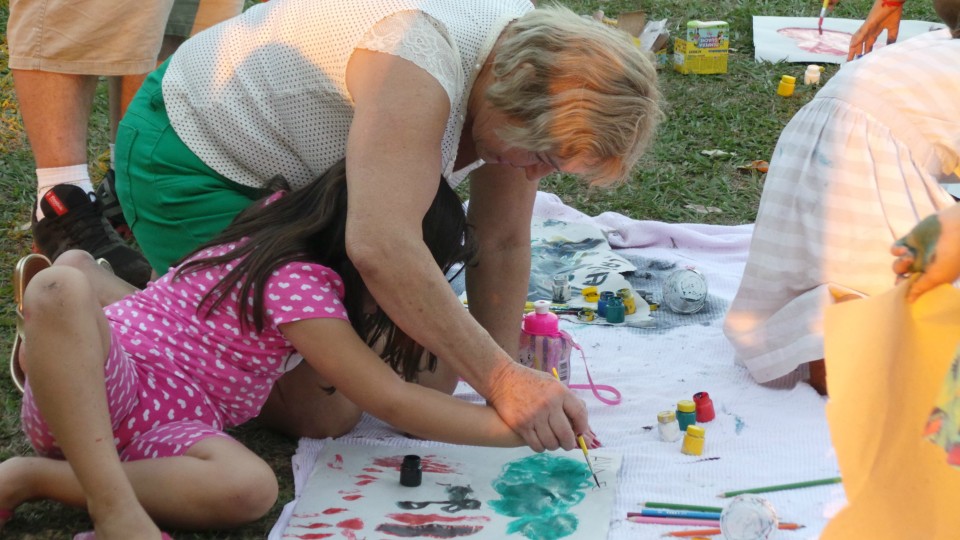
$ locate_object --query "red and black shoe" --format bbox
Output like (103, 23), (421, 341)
(32, 184), (152, 288)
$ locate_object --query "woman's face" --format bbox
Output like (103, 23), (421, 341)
(470, 104), (590, 181)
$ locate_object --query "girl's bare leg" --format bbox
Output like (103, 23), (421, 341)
(53, 249), (140, 306)
(16, 265), (156, 538)
(0, 438), (277, 530)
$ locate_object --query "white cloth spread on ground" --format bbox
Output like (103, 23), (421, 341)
(269, 192), (845, 540)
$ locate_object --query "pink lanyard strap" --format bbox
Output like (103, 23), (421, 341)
(559, 330), (622, 406)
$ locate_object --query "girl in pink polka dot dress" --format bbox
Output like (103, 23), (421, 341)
(1, 160), (524, 539)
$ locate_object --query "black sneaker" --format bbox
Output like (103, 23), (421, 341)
(94, 168), (133, 238)
(33, 184), (152, 288)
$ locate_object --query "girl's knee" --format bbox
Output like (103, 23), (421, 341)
(53, 249), (98, 270)
(23, 266), (93, 314)
(220, 455), (278, 521)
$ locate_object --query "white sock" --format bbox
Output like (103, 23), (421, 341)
(36, 165), (93, 220)
(109, 143), (116, 170)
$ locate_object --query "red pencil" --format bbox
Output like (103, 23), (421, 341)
(661, 523), (804, 537)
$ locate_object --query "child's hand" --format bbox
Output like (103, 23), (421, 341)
(892, 204), (960, 302)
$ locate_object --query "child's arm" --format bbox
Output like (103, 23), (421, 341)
(279, 318), (526, 447)
(891, 203), (960, 303)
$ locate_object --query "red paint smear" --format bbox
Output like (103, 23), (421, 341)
(387, 513), (491, 525)
(776, 27), (861, 56)
(292, 522), (332, 529)
(362, 467), (383, 473)
(356, 480), (375, 486)
(354, 474), (377, 480)
(321, 508), (348, 515)
(337, 518), (364, 530)
(342, 494), (363, 501)
(372, 455), (456, 474)
(287, 534), (333, 539)
(327, 454), (344, 470)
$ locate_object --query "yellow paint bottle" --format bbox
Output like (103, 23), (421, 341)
(681, 425), (706, 456)
(777, 75), (796, 97)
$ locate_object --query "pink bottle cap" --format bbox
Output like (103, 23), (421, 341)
(522, 300), (560, 335)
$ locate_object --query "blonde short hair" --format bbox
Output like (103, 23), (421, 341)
(487, 4), (662, 185)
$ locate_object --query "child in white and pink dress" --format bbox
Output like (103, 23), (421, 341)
(0, 160), (525, 539)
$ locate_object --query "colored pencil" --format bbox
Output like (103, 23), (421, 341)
(661, 523), (805, 537)
(644, 502), (724, 513)
(627, 516), (722, 527)
(628, 509), (722, 520)
(717, 476), (842, 498)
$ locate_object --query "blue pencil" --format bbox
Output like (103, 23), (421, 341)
(627, 508), (722, 520)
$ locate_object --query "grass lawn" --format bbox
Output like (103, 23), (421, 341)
(0, 0), (941, 537)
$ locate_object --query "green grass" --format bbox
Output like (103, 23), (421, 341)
(0, 0), (941, 537)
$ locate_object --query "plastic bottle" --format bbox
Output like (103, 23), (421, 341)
(552, 274), (571, 303)
(676, 399), (698, 432)
(694, 391), (716, 422)
(518, 300), (573, 384)
(777, 75), (796, 97)
(657, 410), (682, 442)
(681, 425), (706, 456)
(804, 64), (821, 85)
(400, 455), (422, 487)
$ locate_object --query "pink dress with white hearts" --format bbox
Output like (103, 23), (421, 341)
(20, 242), (348, 461)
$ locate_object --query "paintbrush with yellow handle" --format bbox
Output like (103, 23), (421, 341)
(551, 368), (600, 487)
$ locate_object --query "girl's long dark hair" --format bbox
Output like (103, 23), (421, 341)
(175, 159), (477, 381)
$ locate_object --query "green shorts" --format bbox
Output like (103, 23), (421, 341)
(114, 61), (266, 273)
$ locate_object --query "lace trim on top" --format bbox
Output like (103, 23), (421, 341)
(357, 11), (463, 109)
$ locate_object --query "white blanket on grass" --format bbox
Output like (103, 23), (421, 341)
(269, 192), (845, 540)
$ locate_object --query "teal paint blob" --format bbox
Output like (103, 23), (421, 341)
(489, 453), (592, 540)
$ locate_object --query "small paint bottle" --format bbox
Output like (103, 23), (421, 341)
(676, 399), (697, 432)
(400, 454), (422, 487)
(657, 410), (682, 442)
(552, 274), (572, 303)
(597, 291), (615, 317)
(777, 75), (796, 97)
(803, 64), (822, 85)
(604, 296), (625, 323)
(693, 391), (716, 422)
(617, 288), (637, 315)
(681, 425), (706, 456)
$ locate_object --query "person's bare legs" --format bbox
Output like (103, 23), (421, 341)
(54, 249), (139, 306)
(259, 345), (459, 438)
(11, 71), (97, 169)
(4, 266), (276, 534)
(16, 265), (156, 538)
(0, 439), (277, 532)
(258, 361), (364, 438)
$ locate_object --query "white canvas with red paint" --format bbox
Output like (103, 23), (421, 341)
(280, 441), (622, 540)
(753, 16), (946, 64)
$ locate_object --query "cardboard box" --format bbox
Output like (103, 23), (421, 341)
(673, 20), (729, 75)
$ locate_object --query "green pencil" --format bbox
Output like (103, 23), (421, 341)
(717, 476), (842, 498)
(644, 502), (724, 513)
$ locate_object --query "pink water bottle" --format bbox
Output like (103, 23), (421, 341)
(518, 300), (573, 384)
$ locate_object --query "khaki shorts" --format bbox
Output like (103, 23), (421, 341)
(7, 0), (243, 76)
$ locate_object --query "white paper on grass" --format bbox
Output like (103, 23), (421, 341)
(753, 16), (946, 64)
(283, 441), (622, 539)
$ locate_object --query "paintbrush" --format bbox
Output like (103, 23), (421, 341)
(551, 368), (600, 487)
(818, 0), (830, 34)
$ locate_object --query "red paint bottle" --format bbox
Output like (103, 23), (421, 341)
(694, 391), (715, 423)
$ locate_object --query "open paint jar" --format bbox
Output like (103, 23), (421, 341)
(719, 494), (779, 540)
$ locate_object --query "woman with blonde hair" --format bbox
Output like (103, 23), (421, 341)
(111, 1), (661, 451)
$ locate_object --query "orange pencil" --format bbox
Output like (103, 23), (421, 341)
(661, 523), (804, 537)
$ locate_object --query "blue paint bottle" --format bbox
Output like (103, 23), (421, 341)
(605, 296), (625, 323)
(597, 291), (616, 317)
